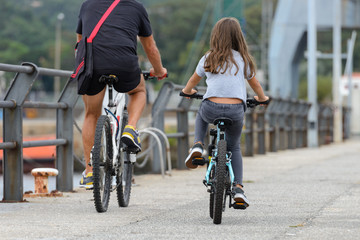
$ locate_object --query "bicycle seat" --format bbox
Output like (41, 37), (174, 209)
(213, 117), (233, 127)
(99, 75), (119, 85)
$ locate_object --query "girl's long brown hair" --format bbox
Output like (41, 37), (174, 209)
(204, 17), (256, 79)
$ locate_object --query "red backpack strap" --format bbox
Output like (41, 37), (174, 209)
(87, 0), (121, 43)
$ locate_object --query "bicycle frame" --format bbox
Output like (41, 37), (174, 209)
(101, 85), (128, 166)
(205, 121), (235, 186)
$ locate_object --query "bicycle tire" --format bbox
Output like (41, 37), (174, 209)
(116, 110), (133, 207)
(209, 164), (215, 219)
(213, 139), (227, 224)
(93, 115), (113, 213)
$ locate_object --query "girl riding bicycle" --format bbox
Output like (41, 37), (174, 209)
(182, 17), (269, 208)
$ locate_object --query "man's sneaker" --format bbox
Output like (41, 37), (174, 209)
(185, 143), (204, 169)
(121, 125), (141, 153)
(79, 172), (94, 189)
(233, 186), (250, 209)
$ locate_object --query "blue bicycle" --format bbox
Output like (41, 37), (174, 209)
(180, 92), (269, 224)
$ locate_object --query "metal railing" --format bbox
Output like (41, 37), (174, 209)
(0, 62), (76, 201)
(150, 82), (346, 168)
(0, 62), (350, 201)
(0, 62), (172, 201)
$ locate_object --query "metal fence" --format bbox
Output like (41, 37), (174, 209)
(0, 62), (76, 201)
(0, 62), (351, 201)
(150, 82), (349, 165)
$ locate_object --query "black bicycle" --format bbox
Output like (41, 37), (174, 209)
(180, 91), (269, 224)
(91, 71), (163, 212)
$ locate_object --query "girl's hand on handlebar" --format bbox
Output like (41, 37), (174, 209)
(254, 96), (270, 105)
(150, 67), (167, 80)
(181, 88), (197, 99)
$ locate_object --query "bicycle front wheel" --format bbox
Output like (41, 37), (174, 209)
(213, 139), (227, 224)
(116, 110), (133, 207)
(92, 115), (113, 213)
(209, 164), (215, 219)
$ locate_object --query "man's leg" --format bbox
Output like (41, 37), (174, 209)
(120, 75), (146, 152)
(126, 75), (146, 127)
(82, 89), (106, 174)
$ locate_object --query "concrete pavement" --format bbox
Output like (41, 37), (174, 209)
(0, 138), (359, 240)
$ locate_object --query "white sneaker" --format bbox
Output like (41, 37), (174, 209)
(233, 187), (250, 208)
(185, 143), (203, 169)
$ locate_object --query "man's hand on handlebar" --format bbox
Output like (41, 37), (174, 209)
(150, 67), (167, 80)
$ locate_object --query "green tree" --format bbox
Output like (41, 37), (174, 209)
(142, 0), (208, 84)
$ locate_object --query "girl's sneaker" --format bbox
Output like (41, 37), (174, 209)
(185, 143), (203, 169)
(233, 187), (250, 209)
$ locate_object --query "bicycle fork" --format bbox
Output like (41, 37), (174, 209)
(204, 152), (241, 211)
(204, 152), (234, 186)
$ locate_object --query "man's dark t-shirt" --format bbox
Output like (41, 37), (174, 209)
(76, 0), (152, 73)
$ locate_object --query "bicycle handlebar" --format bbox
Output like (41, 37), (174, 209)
(142, 71), (168, 81)
(179, 91), (270, 108)
(179, 91), (204, 99)
(245, 98), (270, 108)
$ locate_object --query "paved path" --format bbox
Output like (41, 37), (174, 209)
(1, 139), (360, 240)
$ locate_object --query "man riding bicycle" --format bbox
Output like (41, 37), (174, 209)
(76, 0), (167, 188)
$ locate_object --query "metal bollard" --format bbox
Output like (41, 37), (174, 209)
(24, 168), (63, 198)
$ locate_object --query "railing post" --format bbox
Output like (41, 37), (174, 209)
(343, 106), (351, 139)
(287, 100), (296, 149)
(2, 63), (38, 201)
(325, 106), (334, 144)
(256, 107), (266, 154)
(329, 107), (334, 143)
(318, 104), (326, 145)
(56, 79), (78, 192)
(244, 108), (254, 156)
(267, 98), (279, 152)
(151, 82), (174, 173)
(176, 98), (192, 169)
(295, 101), (302, 148)
(278, 99), (287, 150)
(304, 103), (312, 147)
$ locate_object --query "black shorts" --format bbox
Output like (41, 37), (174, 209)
(82, 68), (141, 96)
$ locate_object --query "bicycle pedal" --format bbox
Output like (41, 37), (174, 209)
(123, 146), (141, 154)
(232, 202), (248, 210)
(192, 157), (208, 166)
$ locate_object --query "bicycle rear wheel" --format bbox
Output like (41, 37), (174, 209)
(116, 110), (133, 207)
(92, 115), (113, 213)
(213, 139), (227, 224)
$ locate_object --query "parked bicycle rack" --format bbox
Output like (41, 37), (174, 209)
(137, 127), (172, 178)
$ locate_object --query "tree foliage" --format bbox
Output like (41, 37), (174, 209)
(0, 0), (358, 98)
(0, 0), (82, 69)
